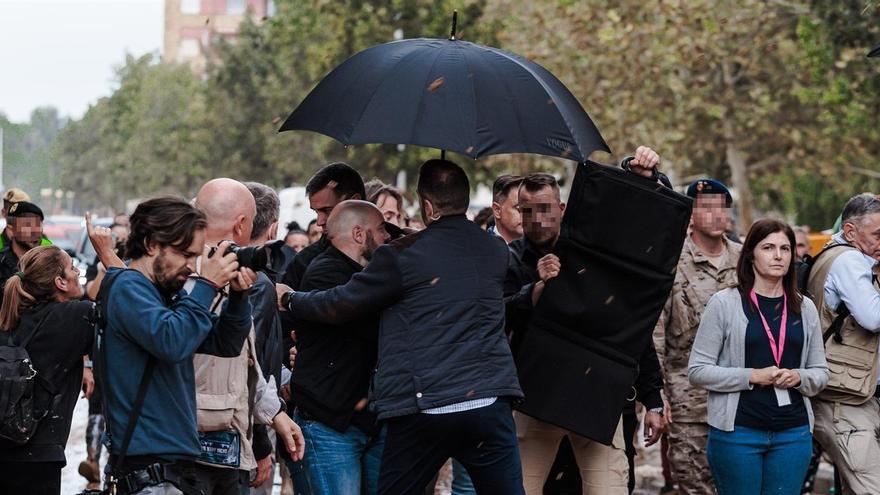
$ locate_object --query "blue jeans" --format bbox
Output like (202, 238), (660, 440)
(707, 424), (812, 495)
(451, 459), (476, 495)
(288, 411), (386, 495)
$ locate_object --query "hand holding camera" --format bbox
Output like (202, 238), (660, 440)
(200, 240), (241, 288)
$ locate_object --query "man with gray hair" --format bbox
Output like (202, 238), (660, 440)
(807, 192), (880, 494)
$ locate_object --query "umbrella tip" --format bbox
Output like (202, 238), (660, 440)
(450, 10), (458, 40)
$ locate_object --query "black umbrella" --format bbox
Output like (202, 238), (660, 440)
(870, 43), (880, 57)
(280, 13), (609, 162)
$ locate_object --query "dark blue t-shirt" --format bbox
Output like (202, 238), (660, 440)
(735, 293), (809, 431)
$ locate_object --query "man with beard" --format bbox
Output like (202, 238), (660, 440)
(285, 200), (390, 495)
(0, 201), (46, 304)
(99, 196), (291, 495)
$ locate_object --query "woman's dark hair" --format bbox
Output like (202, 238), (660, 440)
(125, 196), (207, 260)
(736, 218), (802, 314)
(0, 246), (67, 331)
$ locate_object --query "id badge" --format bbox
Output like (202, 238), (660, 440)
(774, 387), (792, 407)
(198, 430), (241, 468)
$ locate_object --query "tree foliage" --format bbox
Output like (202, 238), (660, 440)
(50, 0), (880, 228)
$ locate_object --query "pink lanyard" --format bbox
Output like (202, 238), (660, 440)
(749, 289), (787, 367)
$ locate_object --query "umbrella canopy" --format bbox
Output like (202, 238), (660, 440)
(870, 43), (880, 57)
(280, 37), (610, 162)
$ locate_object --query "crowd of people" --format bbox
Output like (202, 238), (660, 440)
(1, 146), (879, 495)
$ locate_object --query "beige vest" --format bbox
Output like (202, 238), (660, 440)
(193, 292), (260, 471)
(807, 245), (880, 405)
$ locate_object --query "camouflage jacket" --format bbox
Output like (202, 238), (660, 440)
(654, 235), (741, 423)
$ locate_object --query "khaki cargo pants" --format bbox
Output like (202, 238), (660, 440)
(667, 421), (715, 494)
(515, 411), (628, 494)
(813, 398), (880, 495)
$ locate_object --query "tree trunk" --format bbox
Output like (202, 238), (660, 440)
(722, 119), (754, 231)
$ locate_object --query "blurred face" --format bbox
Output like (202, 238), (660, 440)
(285, 232), (309, 252)
(519, 186), (565, 248)
(794, 230), (810, 261)
(11, 215), (43, 250)
(493, 188), (523, 242)
(152, 229), (205, 294)
(691, 194), (730, 239)
(376, 194), (402, 227)
(309, 186), (344, 233)
(843, 212), (880, 261)
(55, 251), (82, 301)
(752, 231), (792, 281)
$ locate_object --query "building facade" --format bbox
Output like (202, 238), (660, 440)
(163, 0), (275, 73)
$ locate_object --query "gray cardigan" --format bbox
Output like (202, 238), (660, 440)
(688, 287), (829, 432)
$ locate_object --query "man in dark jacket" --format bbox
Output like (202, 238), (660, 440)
(278, 159), (525, 495)
(289, 200), (389, 494)
(507, 149), (668, 495)
(280, 162), (366, 293)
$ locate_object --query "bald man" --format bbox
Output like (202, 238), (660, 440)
(276, 200), (390, 495)
(191, 178), (304, 494)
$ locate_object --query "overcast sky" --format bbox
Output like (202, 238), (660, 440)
(0, 0), (164, 123)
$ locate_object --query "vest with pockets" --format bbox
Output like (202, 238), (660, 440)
(806, 244), (880, 405)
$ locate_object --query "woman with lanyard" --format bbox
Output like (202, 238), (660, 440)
(688, 218), (829, 495)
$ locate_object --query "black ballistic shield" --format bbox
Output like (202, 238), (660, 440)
(514, 160), (692, 444)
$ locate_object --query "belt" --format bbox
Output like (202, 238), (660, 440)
(111, 462), (202, 495)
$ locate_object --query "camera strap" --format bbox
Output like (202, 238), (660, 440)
(94, 269), (157, 494)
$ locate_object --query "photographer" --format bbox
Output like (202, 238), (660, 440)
(99, 196), (275, 495)
(191, 179), (303, 494)
(0, 246), (94, 494)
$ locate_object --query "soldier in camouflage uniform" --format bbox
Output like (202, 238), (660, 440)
(653, 179), (741, 495)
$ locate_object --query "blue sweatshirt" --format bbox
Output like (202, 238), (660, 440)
(102, 268), (252, 459)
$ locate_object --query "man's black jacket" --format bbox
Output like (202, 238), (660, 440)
(249, 271), (284, 460)
(291, 246), (379, 434)
(280, 236), (330, 359)
(286, 215), (523, 420)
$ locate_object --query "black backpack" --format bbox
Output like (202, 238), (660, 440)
(796, 242), (853, 343)
(796, 243), (850, 295)
(0, 312), (55, 444)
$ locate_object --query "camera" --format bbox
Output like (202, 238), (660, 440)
(208, 241), (272, 272)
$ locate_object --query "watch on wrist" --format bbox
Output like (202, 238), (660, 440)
(648, 406), (664, 416)
(281, 291), (293, 309)
(83, 359), (93, 369)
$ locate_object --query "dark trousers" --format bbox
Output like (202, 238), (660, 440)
(378, 399), (524, 495)
(622, 408), (638, 494)
(0, 461), (62, 495)
(190, 463), (250, 495)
